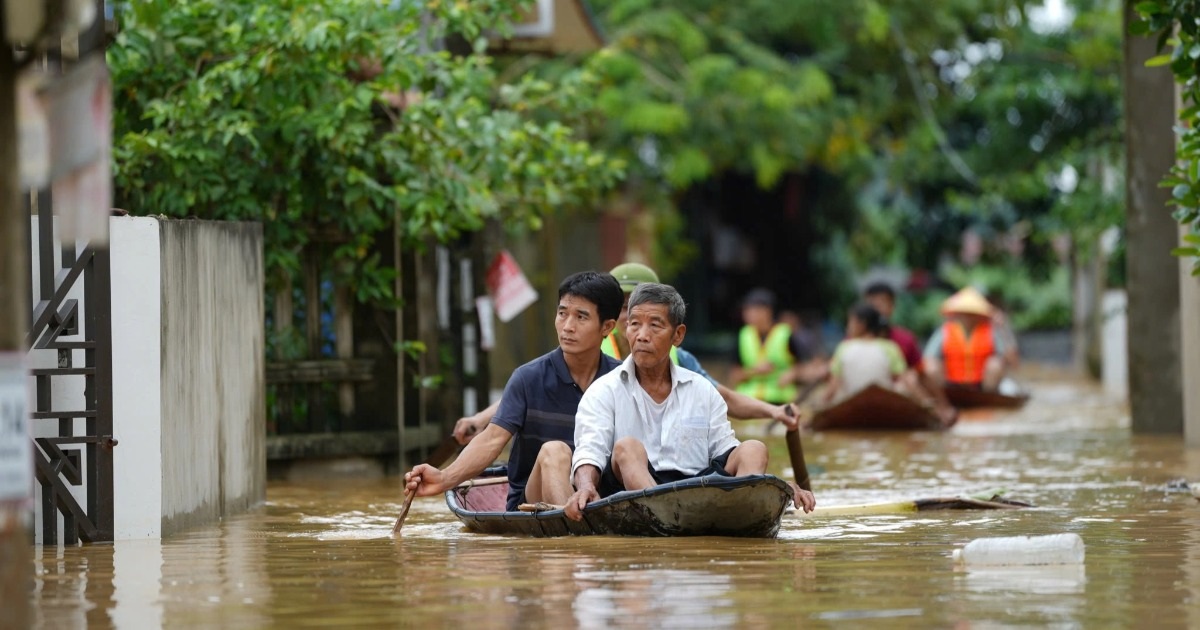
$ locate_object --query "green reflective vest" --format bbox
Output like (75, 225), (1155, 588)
(735, 323), (798, 403)
(601, 332), (679, 364)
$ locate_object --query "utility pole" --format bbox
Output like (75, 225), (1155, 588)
(0, 37), (32, 629)
(1123, 2), (1183, 433)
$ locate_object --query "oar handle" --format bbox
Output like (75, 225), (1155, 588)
(784, 405), (811, 492)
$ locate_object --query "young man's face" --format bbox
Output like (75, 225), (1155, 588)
(742, 304), (773, 330)
(556, 294), (615, 356)
(866, 293), (895, 319)
(626, 302), (685, 371)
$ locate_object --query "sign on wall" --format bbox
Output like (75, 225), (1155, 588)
(0, 354), (31, 502)
(485, 250), (539, 323)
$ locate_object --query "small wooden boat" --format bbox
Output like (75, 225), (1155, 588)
(810, 384), (942, 431)
(445, 467), (793, 538)
(944, 384), (1029, 409)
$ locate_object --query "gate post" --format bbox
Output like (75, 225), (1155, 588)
(0, 42), (31, 629)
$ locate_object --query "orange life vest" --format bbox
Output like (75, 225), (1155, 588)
(942, 321), (994, 385)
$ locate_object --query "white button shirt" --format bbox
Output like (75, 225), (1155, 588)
(572, 355), (740, 478)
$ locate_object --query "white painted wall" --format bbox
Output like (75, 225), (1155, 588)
(1180, 246), (1200, 448)
(110, 217), (163, 539)
(1101, 290), (1128, 401)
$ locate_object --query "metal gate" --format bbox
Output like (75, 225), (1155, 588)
(27, 191), (115, 544)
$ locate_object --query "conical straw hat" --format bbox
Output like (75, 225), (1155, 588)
(940, 287), (993, 317)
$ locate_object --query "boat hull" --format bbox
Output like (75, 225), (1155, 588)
(811, 384), (942, 431)
(446, 470), (792, 538)
(943, 384), (1029, 409)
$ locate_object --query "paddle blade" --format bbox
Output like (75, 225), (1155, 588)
(391, 491), (416, 534)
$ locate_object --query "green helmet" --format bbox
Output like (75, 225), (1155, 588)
(610, 262), (659, 293)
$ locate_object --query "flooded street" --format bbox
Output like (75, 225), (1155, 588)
(29, 369), (1200, 628)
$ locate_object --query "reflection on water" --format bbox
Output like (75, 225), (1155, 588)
(28, 371), (1200, 628)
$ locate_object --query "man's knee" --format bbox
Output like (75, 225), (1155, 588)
(536, 440), (572, 466)
(612, 436), (646, 460)
(736, 440), (768, 461)
(728, 440), (768, 475)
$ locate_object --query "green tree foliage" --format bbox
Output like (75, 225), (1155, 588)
(1133, 0), (1200, 274)
(851, 0), (1124, 276)
(108, 0), (623, 301)
(550, 1), (1120, 303)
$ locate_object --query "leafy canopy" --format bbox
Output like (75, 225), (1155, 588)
(109, 0), (624, 301)
(1134, 0), (1200, 274)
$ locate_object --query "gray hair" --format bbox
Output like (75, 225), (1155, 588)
(628, 283), (686, 327)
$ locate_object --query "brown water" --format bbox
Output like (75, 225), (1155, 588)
(29, 372), (1200, 628)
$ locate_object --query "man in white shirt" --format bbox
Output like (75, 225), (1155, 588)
(565, 283), (816, 521)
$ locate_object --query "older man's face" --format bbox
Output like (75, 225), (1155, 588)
(626, 302), (684, 371)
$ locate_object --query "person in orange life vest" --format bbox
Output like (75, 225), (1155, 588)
(729, 288), (822, 405)
(452, 265), (803, 444)
(923, 287), (1008, 391)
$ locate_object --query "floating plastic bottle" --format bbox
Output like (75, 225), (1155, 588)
(952, 533), (1085, 567)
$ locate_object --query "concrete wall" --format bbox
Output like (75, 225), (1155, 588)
(31, 216), (264, 541)
(158, 220), (265, 536)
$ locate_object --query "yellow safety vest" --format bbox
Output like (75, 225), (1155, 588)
(735, 324), (798, 403)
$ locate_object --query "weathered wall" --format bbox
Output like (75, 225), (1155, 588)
(1123, 5), (1183, 433)
(159, 220), (265, 535)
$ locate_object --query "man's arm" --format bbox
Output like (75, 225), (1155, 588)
(923, 327), (946, 359)
(404, 423), (512, 496)
(705, 386), (739, 460)
(564, 464), (601, 521)
(571, 385), (615, 482)
(453, 400), (500, 445)
(716, 383), (798, 429)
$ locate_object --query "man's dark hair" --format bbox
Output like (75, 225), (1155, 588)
(864, 282), (896, 301)
(628, 283), (687, 327)
(558, 271), (623, 322)
(851, 302), (890, 337)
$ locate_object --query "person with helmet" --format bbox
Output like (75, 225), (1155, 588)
(565, 282), (816, 519)
(605, 263), (801, 428)
(923, 287), (1008, 391)
(729, 288), (817, 405)
(452, 263), (803, 444)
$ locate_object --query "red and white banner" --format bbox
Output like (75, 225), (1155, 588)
(485, 250), (538, 323)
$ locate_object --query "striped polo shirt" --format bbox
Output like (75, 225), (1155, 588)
(492, 347), (621, 510)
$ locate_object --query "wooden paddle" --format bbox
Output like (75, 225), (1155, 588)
(784, 377), (825, 492)
(784, 406), (811, 492)
(393, 422), (480, 534)
(391, 490), (416, 534)
(803, 493), (1033, 517)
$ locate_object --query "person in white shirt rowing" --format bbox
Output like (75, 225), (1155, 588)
(564, 282), (817, 521)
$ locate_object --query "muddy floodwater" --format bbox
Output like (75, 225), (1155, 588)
(29, 369), (1200, 628)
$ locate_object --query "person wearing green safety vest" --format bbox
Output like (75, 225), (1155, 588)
(453, 265), (805, 445)
(603, 262), (680, 365)
(729, 288), (814, 405)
